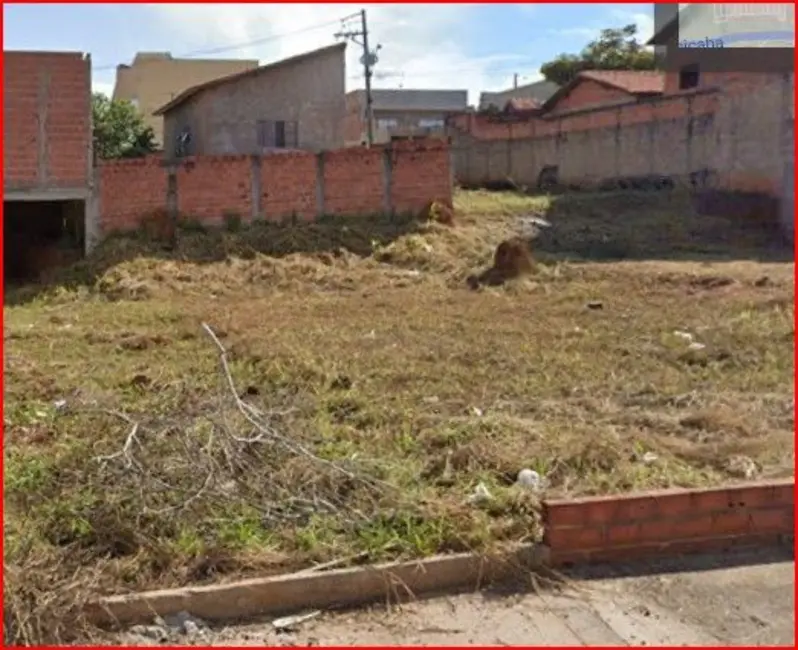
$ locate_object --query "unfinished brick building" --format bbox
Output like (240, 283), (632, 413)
(3, 50), (97, 281)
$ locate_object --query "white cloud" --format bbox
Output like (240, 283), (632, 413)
(608, 8), (655, 44)
(551, 7), (655, 48)
(145, 3), (536, 106)
(92, 80), (114, 97)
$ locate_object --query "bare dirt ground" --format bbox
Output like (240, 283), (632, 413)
(4, 189), (794, 644)
(118, 549), (795, 647)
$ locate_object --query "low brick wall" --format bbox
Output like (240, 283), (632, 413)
(97, 139), (452, 235)
(543, 480), (794, 565)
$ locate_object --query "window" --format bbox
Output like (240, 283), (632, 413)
(418, 118), (445, 129)
(256, 120), (298, 149)
(678, 64), (700, 90)
(377, 118), (398, 130)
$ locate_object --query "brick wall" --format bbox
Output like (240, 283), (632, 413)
(451, 88), (720, 188)
(177, 155), (252, 225)
(543, 480), (794, 565)
(3, 51), (91, 191)
(97, 139), (452, 234)
(98, 155), (167, 232)
(449, 73), (794, 237)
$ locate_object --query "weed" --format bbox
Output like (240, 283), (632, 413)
(223, 210), (243, 233)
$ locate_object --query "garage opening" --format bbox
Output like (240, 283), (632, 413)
(3, 200), (85, 286)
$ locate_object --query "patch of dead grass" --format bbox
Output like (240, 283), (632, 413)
(3, 189), (794, 644)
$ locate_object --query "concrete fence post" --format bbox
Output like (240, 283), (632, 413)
(315, 152), (326, 218)
(85, 167), (101, 255)
(685, 95), (694, 180)
(250, 155), (262, 221)
(166, 164), (178, 249)
(37, 70), (51, 187)
(382, 147), (393, 215)
(613, 107), (622, 180)
(647, 121), (657, 176)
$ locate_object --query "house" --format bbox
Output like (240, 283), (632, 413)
(113, 52), (259, 144)
(478, 79), (559, 111)
(343, 88), (468, 146)
(648, 4), (794, 94)
(153, 43), (347, 159)
(541, 70), (665, 113)
(4, 51), (96, 277)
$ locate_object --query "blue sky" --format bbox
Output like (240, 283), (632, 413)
(3, 3), (654, 104)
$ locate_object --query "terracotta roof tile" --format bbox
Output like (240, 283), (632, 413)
(505, 97), (543, 111)
(578, 70), (666, 94)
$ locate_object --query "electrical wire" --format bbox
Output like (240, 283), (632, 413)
(92, 15), (361, 71)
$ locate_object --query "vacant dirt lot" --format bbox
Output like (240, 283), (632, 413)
(4, 189), (794, 644)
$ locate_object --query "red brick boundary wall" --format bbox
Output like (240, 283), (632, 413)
(543, 480), (794, 565)
(98, 140), (452, 234)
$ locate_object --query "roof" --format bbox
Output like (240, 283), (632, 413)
(578, 70), (666, 94)
(504, 97), (543, 112)
(479, 79), (559, 110)
(153, 42), (346, 116)
(348, 88), (468, 112)
(542, 69), (665, 111)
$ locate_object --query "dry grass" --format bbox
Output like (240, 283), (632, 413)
(3, 189), (794, 644)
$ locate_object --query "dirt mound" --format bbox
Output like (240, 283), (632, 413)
(422, 200), (456, 226)
(467, 237), (534, 289)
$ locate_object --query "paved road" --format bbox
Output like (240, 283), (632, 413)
(123, 548), (795, 646)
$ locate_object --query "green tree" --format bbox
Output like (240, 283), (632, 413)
(92, 93), (158, 160)
(540, 24), (656, 87)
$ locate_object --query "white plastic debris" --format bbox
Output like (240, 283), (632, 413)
(467, 482), (493, 505)
(688, 342), (706, 351)
(673, 330), (694, 342)
(520, 215), (552, 230)
(641, 452), (659, 465)
(516, 468), (542, 491)
(272, 610), (322, 631)
(726, 455), (758, 479)
(471, 406), (484, 417)
(53, 399), (68, 412)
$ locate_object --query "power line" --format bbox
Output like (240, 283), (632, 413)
(348, 61), (539, 81)
(92, 16), (355, 72)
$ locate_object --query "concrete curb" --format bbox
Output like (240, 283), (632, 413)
(87, 480), (794, 629)
(86, 544), (549, 628)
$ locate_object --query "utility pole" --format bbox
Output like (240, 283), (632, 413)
(336, 9), (380, 147)
(513, 73), (519, 89)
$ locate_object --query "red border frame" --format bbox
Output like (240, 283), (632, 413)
(0, 1), (795, 649)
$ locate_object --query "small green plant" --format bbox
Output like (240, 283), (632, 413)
(178, 216), (207, 233)
(223, 210), (243, 233)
